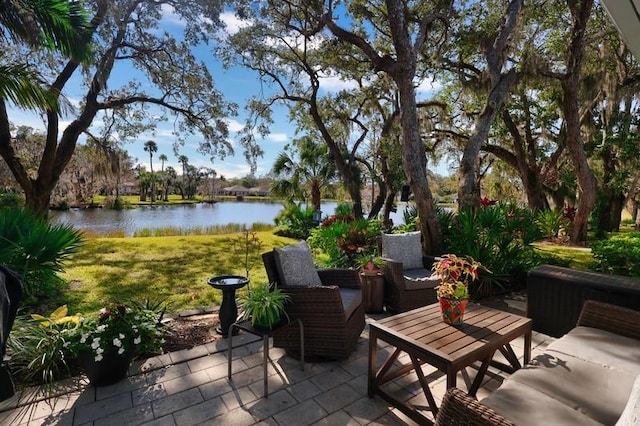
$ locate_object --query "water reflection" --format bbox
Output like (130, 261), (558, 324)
(50, 201), (407, 236)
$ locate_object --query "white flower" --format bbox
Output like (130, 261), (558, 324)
(113, 337), (122, 347)
(118, 347), (125, 355)
(134, 336), (141, 345)
(119, 333), (125, 339)
(80, 333), (89, 344)
(96, 347), (104, 354)
(95, 354), (103, 362)
(63, 341), (70, 348)
(96, 324), (107, 333)
(99, 308), (107, 315)
(91, 338), (101, 349)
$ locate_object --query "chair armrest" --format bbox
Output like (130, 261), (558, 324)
(281, 286), (347, 327)
(577, 300), (640, 340)
(435, 388), (515, 426)
(317, 269), (361, 289)
(382, 258), (407, 290)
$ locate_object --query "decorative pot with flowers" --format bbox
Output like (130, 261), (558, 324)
(432, 254), (482, 325)
(65, 303), (166, 386)
(357, 254), (384, 277)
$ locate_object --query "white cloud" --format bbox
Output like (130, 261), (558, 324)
(225, 118), (244, 132)
(318, 73), (359, 93)
(160, 4), (185, 27)
(220, 11), (251, 35)
(267, 133), (287, 143)
(415, 76), (443, 96)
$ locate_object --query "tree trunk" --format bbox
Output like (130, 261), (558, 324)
(562, 0), (597, 244)
(310, 181), (321, 212)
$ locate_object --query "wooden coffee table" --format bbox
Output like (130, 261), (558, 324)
(368, 303), (532, 424)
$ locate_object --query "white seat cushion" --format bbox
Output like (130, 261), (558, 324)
(403, 268), (440, 290)
(616, 374), (640, 426)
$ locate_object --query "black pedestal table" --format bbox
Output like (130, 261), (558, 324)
(207, 275), (249, 336)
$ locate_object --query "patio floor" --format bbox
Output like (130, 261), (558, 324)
(0, 301), (553, 426)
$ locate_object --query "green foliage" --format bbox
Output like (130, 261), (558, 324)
(132, 222), (273, 237)
(591, 233), (640, 277)
(308, 215), (382, 268)
(240, 283), (290, 329)
(0, 208), (83, 304)
(0, 193), (23, 209)
(104, 196), (130, 210)
(5, 314), (76, 392)
(273, 202), (316, 239)
(535, 209), (569, 239)
(441, 203), (545, 298)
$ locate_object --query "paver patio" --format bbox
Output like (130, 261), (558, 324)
(0, 306), (553, 426)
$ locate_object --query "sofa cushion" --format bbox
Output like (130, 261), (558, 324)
(274, 241), (322, 287)
(339, 288), (362, 320)
(481, 379), (602, 426)
(381, 232), (423, 269)
(546, 325), (640, 375)
(616, 374), (640, 426)
(403, 268), (440, 291)
(504, 351), (635, 425)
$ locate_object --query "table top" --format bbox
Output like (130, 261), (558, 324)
(370, 303), (532, 368)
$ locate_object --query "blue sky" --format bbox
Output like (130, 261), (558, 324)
(7, 7), (447, 180)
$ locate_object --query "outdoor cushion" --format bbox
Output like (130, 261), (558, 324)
(506, 352), (635, 425)
(381, 232), (423, 269)
(274, 241), (323, 287)
(403, 268), (440, 291)
(616, 374), (640, 426)
(546, 325), (640, 375)
(339, 288), (362, 320)
(481, 379), (602, 426)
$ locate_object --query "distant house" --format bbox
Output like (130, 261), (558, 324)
(249, 186), (270, 197)
(221, 185), (251, 196)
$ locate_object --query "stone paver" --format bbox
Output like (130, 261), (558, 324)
(0, 303), (553, 426)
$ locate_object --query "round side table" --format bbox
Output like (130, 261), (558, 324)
(208, 275), (249, 336)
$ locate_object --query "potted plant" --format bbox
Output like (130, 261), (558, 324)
(65, 302), (166, 386)
(239, 283), (290, 330)
(357, 254), (384, 276)
(432, 254), (483, 325)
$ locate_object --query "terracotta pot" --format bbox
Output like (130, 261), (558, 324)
(439, 297), (469, 325)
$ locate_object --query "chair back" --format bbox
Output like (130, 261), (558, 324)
(261, 251), (283, 287)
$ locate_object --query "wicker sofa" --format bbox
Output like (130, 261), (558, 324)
(435, 300), (640, 425)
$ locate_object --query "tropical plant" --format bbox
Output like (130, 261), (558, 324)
(273, 202), (317, 240)
(535, 209), (569, 239)
(239, 283), (290, 329)
(432, 254), (483, 300)
(356, 254), (383, 274)
(0, 207), (82, 303)
(441, 202), (544, 298)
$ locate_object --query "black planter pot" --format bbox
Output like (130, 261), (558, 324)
(77, 348), (135, 386)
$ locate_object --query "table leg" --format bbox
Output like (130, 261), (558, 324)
(524, 330), (532, 365)
(368, 330), (377, 397)
(263, 334), (269, 398)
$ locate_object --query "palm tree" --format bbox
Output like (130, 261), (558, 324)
(158, 154), (167, 172)
(271, 136), (336, 211)
(143, 140), (157, 202)
(177, 155), (189, 200)
(0, 0), (90, 110)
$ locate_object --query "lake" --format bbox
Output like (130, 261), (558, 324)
(49, 201), (407, 235)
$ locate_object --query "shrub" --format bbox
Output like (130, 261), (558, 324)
(0, 192), (23, 209)
(0, 208), (83, 304)
(591, 233), (640, 277)
(273, 202), (316, 239)
(535, 209), (569, 239)
(308, 215), (382, 268)
(441, 202), (545, 298)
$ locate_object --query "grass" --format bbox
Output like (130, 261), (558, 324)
(534, 242), (594, 270)
(91, 194), (204, 206)
(56, 232), (297, 315)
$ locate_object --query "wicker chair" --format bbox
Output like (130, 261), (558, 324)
(377, 234), (439, 313)
(435, 388), (515, 426)
(262, 250), (365, 360)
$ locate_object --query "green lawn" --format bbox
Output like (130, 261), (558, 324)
(534, 242), (594, 270)
(59, 232), (296, 315)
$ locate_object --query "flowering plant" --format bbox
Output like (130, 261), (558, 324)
(64, 303), (165, 361)
(432, 254), (482, 300)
